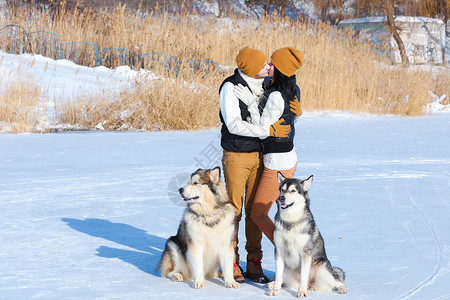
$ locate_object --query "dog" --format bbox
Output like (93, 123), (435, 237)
(267, 173), (348, 297)
(158, 167), (239, 289)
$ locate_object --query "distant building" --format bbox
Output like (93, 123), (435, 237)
(339, 16), (446, 65)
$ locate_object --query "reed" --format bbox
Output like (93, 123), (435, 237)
(0, 72), (44, 133)
(0, 3), (449, 132)
(56, 71), (221, 131)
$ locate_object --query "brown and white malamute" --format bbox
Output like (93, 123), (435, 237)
(267, 173), (348, 297)
(158, 167), (239, 289)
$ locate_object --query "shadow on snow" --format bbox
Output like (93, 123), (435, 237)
(61, 217), (275, 285)
(62, 218), (165, 276)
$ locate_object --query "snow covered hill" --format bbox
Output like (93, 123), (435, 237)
(0, 51), (449, 133)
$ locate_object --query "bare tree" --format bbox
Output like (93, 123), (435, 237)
(383, 0), (410, 67)
(277, 0), (289, 17)
(213, 0), (232, 17)
(443, 0), (449, 23)
(314, 0), (344, 24)
(245, 0), (291, 17)
(217, 0), (225, 17)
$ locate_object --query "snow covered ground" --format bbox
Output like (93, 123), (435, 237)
(1, 113), (450, 299)
(1, 52), (450, 299)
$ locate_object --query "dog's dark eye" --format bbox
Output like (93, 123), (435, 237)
(290, 189), (296, 193)
(192, 182), (198, 185)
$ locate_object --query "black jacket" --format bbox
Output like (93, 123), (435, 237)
(258, 76), (301, 154)
(219, 69), (262, 153)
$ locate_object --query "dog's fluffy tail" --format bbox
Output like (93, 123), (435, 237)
(332, 267), (346, 282)
(158, 240), (176, 277)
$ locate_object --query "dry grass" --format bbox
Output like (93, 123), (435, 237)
(0, 3), (449, 132)
(56, 71), (221, 131)
(0, 67), (45, 133)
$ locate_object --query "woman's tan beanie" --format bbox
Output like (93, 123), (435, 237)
(271, 47), (304, 77)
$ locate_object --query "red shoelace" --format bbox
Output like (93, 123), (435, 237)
(233, 262), (241, 272)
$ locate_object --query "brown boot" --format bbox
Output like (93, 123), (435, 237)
(233, 262), (245, 283)
(246, 259), (269, 283)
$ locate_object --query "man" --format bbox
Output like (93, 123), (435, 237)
(218, 47), (290, 283)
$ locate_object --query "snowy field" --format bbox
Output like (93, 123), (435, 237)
(1, 51), (450, 299)
(1, 114), (450, 299)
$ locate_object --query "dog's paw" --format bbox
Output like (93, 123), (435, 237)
(296, 290), (307, 298)
(267, 288), (280, 296)
(225, 280), (240, 289)
(172, 273), (183, 282)
(338, 286), (348, 294)
(193, 280), (205, 289)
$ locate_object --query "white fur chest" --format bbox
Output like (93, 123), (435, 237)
(275, 221), (311, 268)
(185, 207), (235, 244)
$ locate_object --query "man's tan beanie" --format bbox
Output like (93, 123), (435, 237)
(271, 47), (304, 77)
(236, 47), (267, 77)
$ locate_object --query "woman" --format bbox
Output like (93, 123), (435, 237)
(234, 47), (303, 244)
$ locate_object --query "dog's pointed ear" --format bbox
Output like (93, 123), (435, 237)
(302, 175), (313, 192)
(277, 172), (286, 186)
(209, 167), (221, 184)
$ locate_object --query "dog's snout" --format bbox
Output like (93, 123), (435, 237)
(178, 187), (184, 194)
(279, 195), (285, 202)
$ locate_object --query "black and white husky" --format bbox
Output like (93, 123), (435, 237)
(267, 173), (348, 297)
(158, 167), (239, 289)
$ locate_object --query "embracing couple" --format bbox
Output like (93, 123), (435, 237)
(219, 46), (304, 283)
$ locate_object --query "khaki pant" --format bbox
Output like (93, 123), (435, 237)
(250, 164), (297, 244)
(222, 150), (263, 261)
